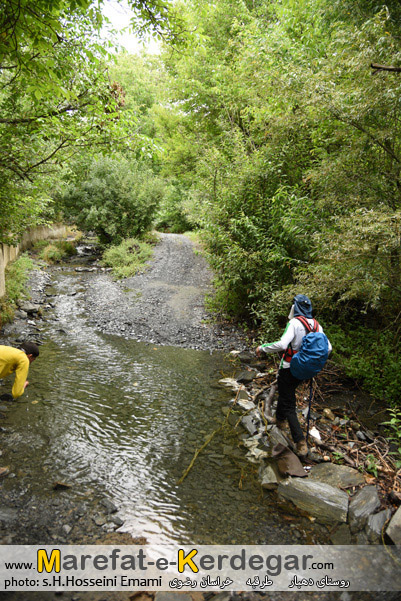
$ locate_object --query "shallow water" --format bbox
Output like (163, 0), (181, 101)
(1, 269), (323, 545)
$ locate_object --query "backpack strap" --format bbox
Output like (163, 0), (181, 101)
(296, 315), (318, 333)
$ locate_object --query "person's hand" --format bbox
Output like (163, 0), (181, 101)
(24, 381), (29, 389)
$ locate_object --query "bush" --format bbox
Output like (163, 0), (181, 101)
(0, 254), (33, 326)
(35, 240), (77, 264)
(102, 237), (155, 278)
(62, 155), (164, 245)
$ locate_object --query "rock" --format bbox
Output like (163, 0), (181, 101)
(100, 498), (118, 514)
(238, 351), (253, 363)
(18, 302), (39, 314)
(389, 490), (401, 505)
(356, 431), (366, 441)
(53, 481), (73, 490)
(237, 387), (249, 400)
(269, 426), (291, 449)
(386, 506), (401, 544)
(245, 448), (269, 463)
(365, 509), (392, 543)
(0, 467), (10, 478)
(349, 486), (381, 533)
(350, 421), (361, 431)
(93, 515), (107, 527)
(309, 462), (365, 489)
(14, 310), (28, 319)
(355, 530), (369, 545)
(241, 411), (262, 436)
(323, 408), (335, 421)
(237, 399), (256, 411)
(236, 370), (257, 384)
(259, 462), (283, 490)
(330, 523), (352, 545)
(62, 525), (72, 535)
(278, 478), (349, 524)
(111, 515), (124, 527)
(0, 506), (18, 523)
(219, 378), (239, 391)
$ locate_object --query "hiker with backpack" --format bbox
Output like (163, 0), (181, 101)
(256, 294), (331, 457)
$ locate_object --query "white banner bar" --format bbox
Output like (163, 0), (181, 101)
(0, 545), (400, 591)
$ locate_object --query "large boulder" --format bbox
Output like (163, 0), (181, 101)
(278, 478), (349, 524)
(348, 486), (381, 533)
(386, 506), (401, 544)
(309, 462), (365, 489)
(259, 461), (284, 490)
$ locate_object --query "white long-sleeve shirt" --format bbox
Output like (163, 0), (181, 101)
(260, 317), (332, 369)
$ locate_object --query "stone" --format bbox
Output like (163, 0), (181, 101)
(245, 448), (269, 463)
(111, 515), (124, 527)
(238, 351), (253, 363)
(323, 408), (335, 421)
(100, 499), (118, 514)
(219, 378), (239, 391)
(236, 370), (257, 384)
(309, 462), (365, 489)
(259, 462), (283, 490)
(365, 509), (392, 543)
(269, 426), (291, 449)
(0, 506), (18, 524)
(356, 431), (366, 441)
(14, 310), (27, 319)
(93, 515), (107, 527)
(237, 399), (256, 411)
(278, 478), (349, 524)
(237, 388), (249, 400)
(330, 523), (352, 545)
(62, 525), (72, 535)
(18, 302), (39, 314)
(241, 411), (262, 436)
(386, 506), (401, 544)
(348, 486), (381, 533)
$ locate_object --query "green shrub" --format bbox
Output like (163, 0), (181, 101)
(62, 155), (164, 245)
(0, 254), (33, 325)
(35, 240), (77, 264)
(102, 237), (154, 278)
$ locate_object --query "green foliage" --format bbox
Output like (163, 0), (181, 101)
(35, 240), (77, 264)
(381, 407), (401, 469)
(61, 155), (164, 245)
(102, 237), (154, 278)
(0, 254), (33, 325)
(155, 181), (193, 233)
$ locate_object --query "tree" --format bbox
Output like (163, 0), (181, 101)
(0, 0), (186, 243)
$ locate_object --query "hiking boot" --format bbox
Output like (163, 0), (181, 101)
(296, 440), (308, 457)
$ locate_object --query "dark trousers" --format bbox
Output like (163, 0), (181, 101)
(276, 367), (304, 443)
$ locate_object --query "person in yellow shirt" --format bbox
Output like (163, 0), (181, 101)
(0, 342), (39, 399)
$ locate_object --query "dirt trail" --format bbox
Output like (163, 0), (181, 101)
(85, 233), (243, 350)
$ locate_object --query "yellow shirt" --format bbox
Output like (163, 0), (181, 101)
(0, 345), (29, 398)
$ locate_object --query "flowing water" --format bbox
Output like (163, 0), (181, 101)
(1, 266), (325, 545)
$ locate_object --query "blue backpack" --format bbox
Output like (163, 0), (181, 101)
(290, 316), (329, 380)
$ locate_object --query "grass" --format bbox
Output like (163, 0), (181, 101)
(33, 239), (77, 264)
(0, 254), (34, 326)
(101, 237), (155, 279)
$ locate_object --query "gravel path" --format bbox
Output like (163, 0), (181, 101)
(84, 233), (244, 350)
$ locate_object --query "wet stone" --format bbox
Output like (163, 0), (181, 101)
(100, 498), (118, 514)
(259, 461), (283, 490)
(349, 486), (381, 533)
(241, 411), (262, 436)
(0, 507), (18, 524)
(309, 462), (365, 489)
(237, 399), (256, 411)
(278, 478), (349, 524)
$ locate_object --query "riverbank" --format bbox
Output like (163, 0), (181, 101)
(218, 353), (401, 545)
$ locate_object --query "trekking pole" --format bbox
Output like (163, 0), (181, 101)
(305, 378), (314, 448)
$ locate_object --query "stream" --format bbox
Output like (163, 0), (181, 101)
(0, 244), (329, 546)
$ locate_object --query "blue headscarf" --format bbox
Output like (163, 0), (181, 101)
(293, 294), (313, 318)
